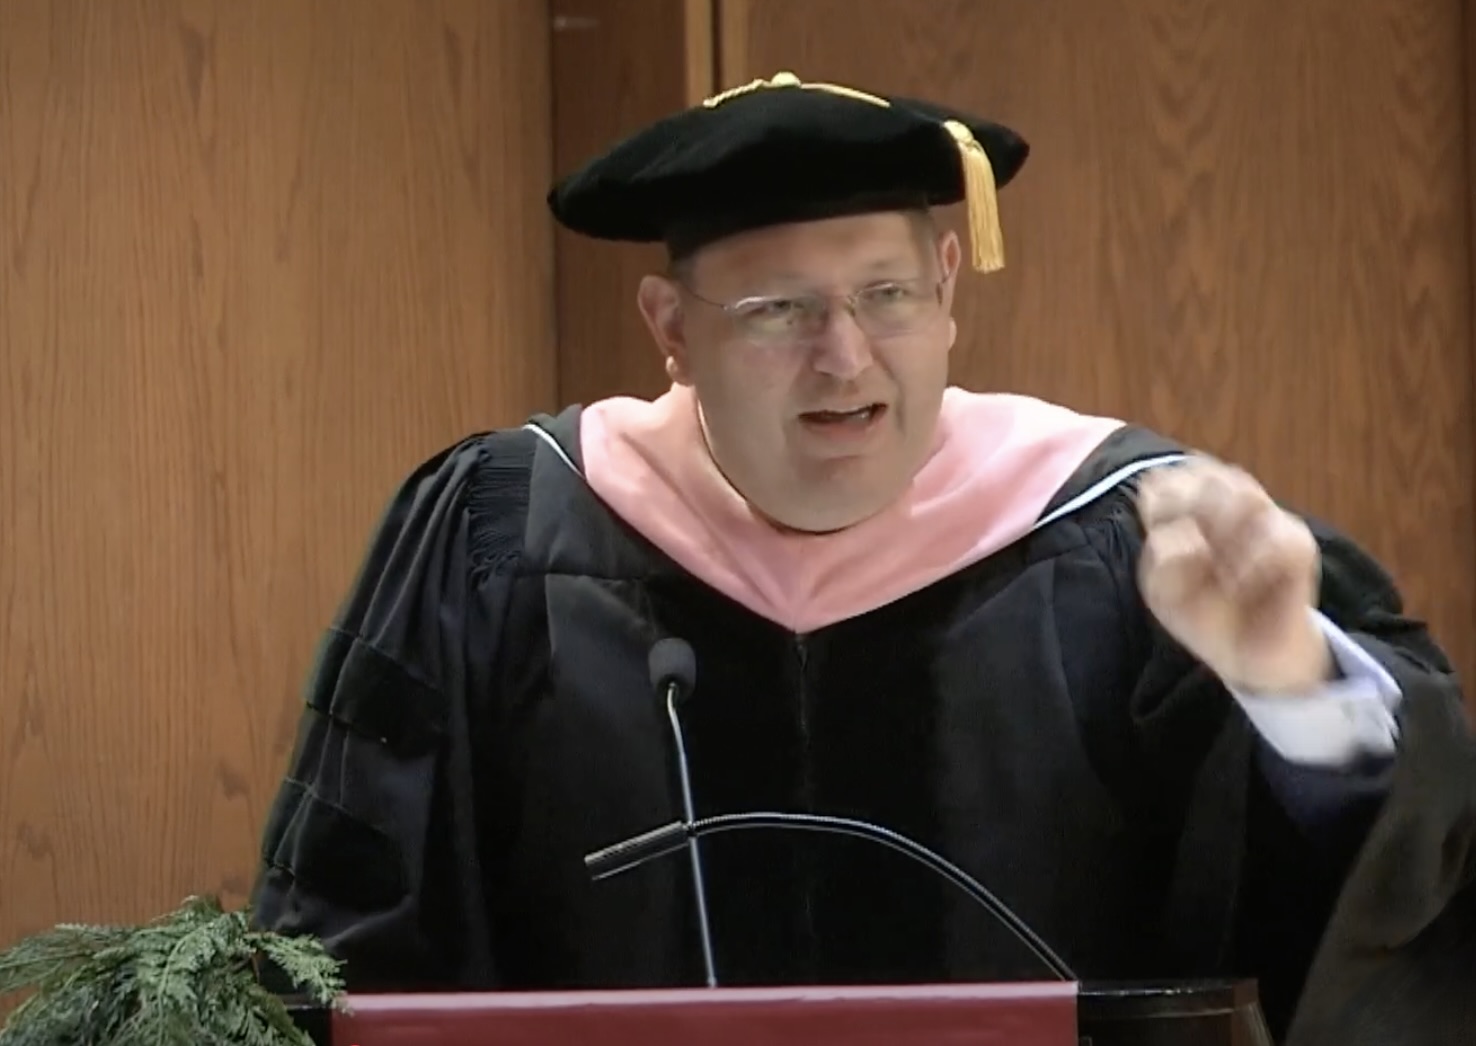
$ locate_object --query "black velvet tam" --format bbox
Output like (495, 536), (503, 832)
(547, 71), (1030, 272)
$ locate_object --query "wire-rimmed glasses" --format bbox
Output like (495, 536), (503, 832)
(681, 277), (946, 347)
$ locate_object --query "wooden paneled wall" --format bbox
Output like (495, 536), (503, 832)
(0, 0), (555, 950)
(550, 0), (714, 405)
(2, 0), (1474, 962)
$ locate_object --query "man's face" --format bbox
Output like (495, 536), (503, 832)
(638, 210), (962, 533)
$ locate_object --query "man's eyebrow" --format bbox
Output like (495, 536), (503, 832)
(730, 256), (921, 294)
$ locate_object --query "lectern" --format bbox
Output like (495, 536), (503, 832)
(286, 979), (1273, 1045)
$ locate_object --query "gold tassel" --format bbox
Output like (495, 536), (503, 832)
(944, 119), (1004, 273)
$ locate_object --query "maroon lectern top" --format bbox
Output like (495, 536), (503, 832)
(330, 982), (1078, 1046)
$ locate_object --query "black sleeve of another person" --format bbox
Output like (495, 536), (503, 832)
(1090, 500), (1476, 1044)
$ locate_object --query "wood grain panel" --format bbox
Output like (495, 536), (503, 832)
(551, 0), (715, 406)
(721, 0), (1476, 685)
(0, 0), (554, 952)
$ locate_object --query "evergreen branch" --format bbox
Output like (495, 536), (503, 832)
(245, 932), (344, 1006)
(0, 896), (343, 1046)
(0, 925), (134, 994)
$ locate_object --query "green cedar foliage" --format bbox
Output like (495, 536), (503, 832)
(0, 895), (343, 1046)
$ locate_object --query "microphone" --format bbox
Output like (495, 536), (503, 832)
(609, 638), (1078, 986)
(649, 637), (696, 698)
(647, 638), (718, 988)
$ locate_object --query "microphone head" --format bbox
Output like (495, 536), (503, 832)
(649, 637), (696, 698)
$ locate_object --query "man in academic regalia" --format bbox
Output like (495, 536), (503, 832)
(250, 72), (1476, 1043)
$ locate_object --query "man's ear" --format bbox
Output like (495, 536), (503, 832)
(936, 229), (962, 353)
(937, 229), (962, 303)
(637, 275), (693, 385)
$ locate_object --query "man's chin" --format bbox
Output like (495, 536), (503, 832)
(767, 470), (906, 534)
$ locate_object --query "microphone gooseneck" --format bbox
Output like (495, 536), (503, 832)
(586, 811), (1077, 982)
(647, 638), (717, 988)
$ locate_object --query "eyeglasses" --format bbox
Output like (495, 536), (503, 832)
(682, 277), (946, 347)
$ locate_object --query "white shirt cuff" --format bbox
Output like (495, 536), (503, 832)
(1228, 610), (1403, 767)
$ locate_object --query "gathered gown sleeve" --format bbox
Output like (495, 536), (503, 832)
(249, 429), (536, 992)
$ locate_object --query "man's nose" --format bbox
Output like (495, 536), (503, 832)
(809, 307), (874, 380)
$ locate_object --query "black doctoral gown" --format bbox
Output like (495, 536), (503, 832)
(250, 408), (1476, 1044)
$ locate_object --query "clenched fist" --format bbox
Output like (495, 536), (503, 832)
(1136, 459), (1332, 693)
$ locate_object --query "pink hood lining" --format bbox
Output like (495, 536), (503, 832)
(574, 384), (1128, 634)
